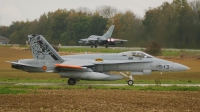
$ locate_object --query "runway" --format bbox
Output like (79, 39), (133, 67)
(1, 82), (200, 87)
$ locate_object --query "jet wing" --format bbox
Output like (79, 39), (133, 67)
(92, 60), (152, 64)
(54, 59), (151, 71)
(79, 38), (99, 44)
(55, 61), (94, 71)
(87, 38), (97, 41)
(61, 59), (151, 66)
(80, 38), (87, 41)
(62, 60), (94, 67)
(55, 64), (86, 69)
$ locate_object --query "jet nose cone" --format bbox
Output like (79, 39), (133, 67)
(174, 63), (190, 71)
(185, 66), (190, 70)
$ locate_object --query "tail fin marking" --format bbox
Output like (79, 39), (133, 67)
(28, 35), (63, 62)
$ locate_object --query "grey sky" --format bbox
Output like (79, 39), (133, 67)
(0, 0), (173, 26)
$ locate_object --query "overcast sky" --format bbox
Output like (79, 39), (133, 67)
(0, 0), (174, 26)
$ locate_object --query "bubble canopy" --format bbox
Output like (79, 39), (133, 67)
(120, 51), (154, 58)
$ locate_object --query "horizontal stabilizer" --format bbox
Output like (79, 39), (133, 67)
(6, 61), (38, 68)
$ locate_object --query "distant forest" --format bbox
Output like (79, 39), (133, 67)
(0, 0), (200, 49)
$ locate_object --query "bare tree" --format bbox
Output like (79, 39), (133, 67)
(76, 7), (92, 15)
(189, 0), (200, 21)
(96, 5), (119, 18)
(190, 0), (200, 11)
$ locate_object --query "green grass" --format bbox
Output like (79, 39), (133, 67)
(1, 46), (200, 93)
(162, 50), (180, 56)
(0, 78), (200, 84)
(2, 44), (200, 57)
(0, 87), (26, 94)
(162, 49), (200, 57)
(0, 78), (66, 83)
(59, 47), (200, 57)
(0, 85), (200, 93)
(59, 47), (127, 53)
(78, 79), (200, 84)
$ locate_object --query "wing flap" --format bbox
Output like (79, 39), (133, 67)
(61, 60), (94, 67)
(55, 64), (85, 69)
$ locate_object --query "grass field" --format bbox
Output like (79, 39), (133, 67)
(60, 47), (200, 56)
(1, 46), (200, 111)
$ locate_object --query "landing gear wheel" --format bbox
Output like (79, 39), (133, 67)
(68, 78), (76, 85)
(91, 45), (93, 48)
(95, 45), (97, 48)
(127, 80), (134, 86)
(105, 44), (108, 48)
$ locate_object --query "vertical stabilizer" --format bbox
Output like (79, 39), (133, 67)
(103, 25), (115, 38)
(28, 35), (63, 62)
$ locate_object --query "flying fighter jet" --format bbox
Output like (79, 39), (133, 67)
(7, 35), (190, 85)
(78, 25), (127, 48)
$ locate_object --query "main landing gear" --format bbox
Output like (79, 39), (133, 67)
(127, 74), (134, 86)
(119, 72), (134, 86)
(105, 44), (108, 48)
(91, 45), (97, 48)
(68, 78), (76, 85)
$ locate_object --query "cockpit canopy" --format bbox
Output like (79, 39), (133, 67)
(89, 35), (95, 38)
(120, 51), (153, 58)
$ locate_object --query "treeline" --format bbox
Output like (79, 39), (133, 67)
(143, 0), (200, 48)
(0, 0), (200, 49)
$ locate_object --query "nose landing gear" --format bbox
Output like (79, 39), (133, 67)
(119, 72), (134, 86)
(127, 74), (134, 85)
(127, 80), (134, 85)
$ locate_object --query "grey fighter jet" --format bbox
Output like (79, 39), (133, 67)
(78, 25), (127, 48)
(7, 35), (190, 85)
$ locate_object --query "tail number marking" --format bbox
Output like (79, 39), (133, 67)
(157, 65), (170, 69)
